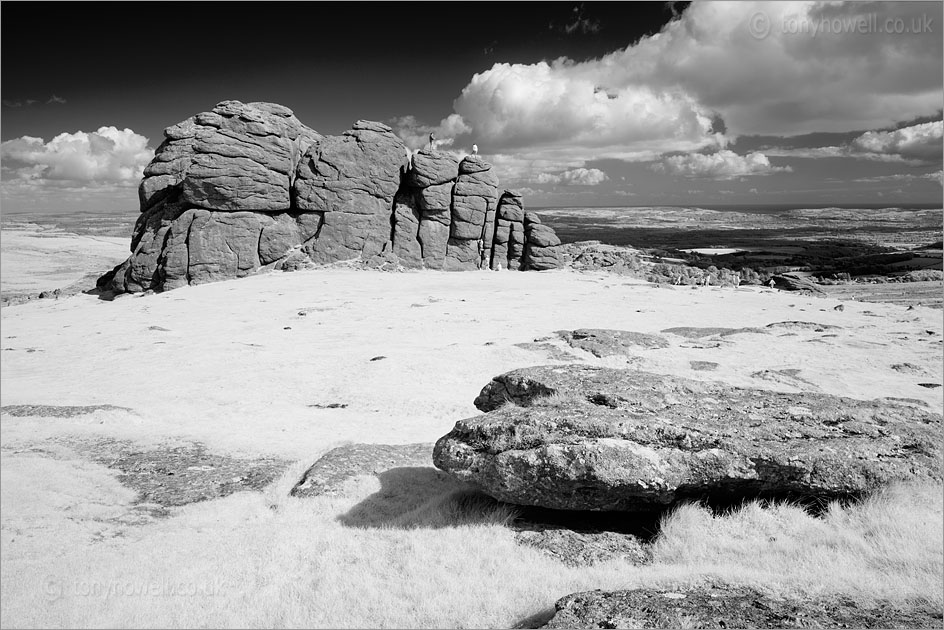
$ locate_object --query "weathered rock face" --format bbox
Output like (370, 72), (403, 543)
(772, 272), (827, 294)
(541, 585), (944, 629)
(435, 365), (942, 512)
(524, 212), (563, 271)
(98, 101), (564, 294)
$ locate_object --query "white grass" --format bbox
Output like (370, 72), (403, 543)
(651, 482), (944, 607)
(3, 453), (940, 628)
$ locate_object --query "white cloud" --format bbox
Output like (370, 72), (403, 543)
(653, 150), (791, 179)
(852, 170), (943, 186)
(440, 0), (941, 173)
(764, 121), (943, 164)
(534, 167), (609, 186)
(850, 121), (942, 162)
(452, 60), (723, 159)
(1, 127), (153, 188)
(389, 114), (471, 152)
(609, 1), (942, 136)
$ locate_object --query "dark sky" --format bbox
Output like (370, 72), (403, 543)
(1, 1), (941, 213)
(0, 2), (685, 142)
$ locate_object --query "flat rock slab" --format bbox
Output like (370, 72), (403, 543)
(540, 585), (943, 629)
(514, 527), (651, 567)
(557, 329), (669, 357)
(661, 327), (766, 339)
(24, 438), (291, 512)
(100, 443), (289, 508)
(0, 404), (134, 418)
(291, 442), (435, 497)
(437, 365), (942, 511)
(766, 321), (842, 332)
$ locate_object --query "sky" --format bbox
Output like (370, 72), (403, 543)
(1, 1), (942, 215)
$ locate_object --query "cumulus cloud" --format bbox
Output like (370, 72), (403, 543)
(1, 127), (153, 188)
(850, 121), (942, 162)
(452, 60), (722, 160)
(535, 167), (609, 186)
(389, 114), (471, 152)
(653, 150), (791, 180)
(443, 0), (941, 169)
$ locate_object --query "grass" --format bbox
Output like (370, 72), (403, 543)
(1, 450), (941, 628)
(651, 482), (944, 607)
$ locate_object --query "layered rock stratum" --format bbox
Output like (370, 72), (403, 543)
(434, 365), (942, 511)
(99, 101), (562, 293)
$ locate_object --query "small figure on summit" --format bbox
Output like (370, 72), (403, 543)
(472, 143), (479, 155)
(428, 132), (437, 152)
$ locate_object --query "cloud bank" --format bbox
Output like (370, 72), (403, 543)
(653, 150), (791, 180)
(415, 1), (941, 183)
(1, 127), (153, 188)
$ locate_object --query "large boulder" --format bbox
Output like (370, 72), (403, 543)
(434, 365), (942, 511)
(772, 272), (826, 294)
(524, 211), (563, 270)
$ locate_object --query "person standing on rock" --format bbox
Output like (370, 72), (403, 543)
(428, 132), (436, 152)
(472, 143), (479, 155)
(477, 238), (487, 270)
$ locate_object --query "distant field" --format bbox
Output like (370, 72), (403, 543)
(821, 281), (944, 309)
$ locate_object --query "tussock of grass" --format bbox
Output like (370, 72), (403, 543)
(651, 481), (944, 607)
(529, 391), (584, 407)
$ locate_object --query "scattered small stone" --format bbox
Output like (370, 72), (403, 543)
(309, 403), (348, 409)
(370, 355), (387, 361)
(689, 361), (719, 371)
(891, 363), (927, 375)
(834, 304), (844, 311)
(148, 326), (170, 332)
(283, 326), (291, 330)
(918, 383), (941, 389)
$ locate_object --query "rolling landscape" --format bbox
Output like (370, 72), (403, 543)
(1, 2), (942, 628)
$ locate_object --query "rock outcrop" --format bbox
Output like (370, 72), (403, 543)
(435, 365), (942, 512)
(98, 100), (564, 294)
(772, 272), (826, 294)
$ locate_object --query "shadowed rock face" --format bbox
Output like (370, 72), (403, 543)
(98, 101), (563, 294)
(539, 585), (944, 629)
(435, 365), (942, 512)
